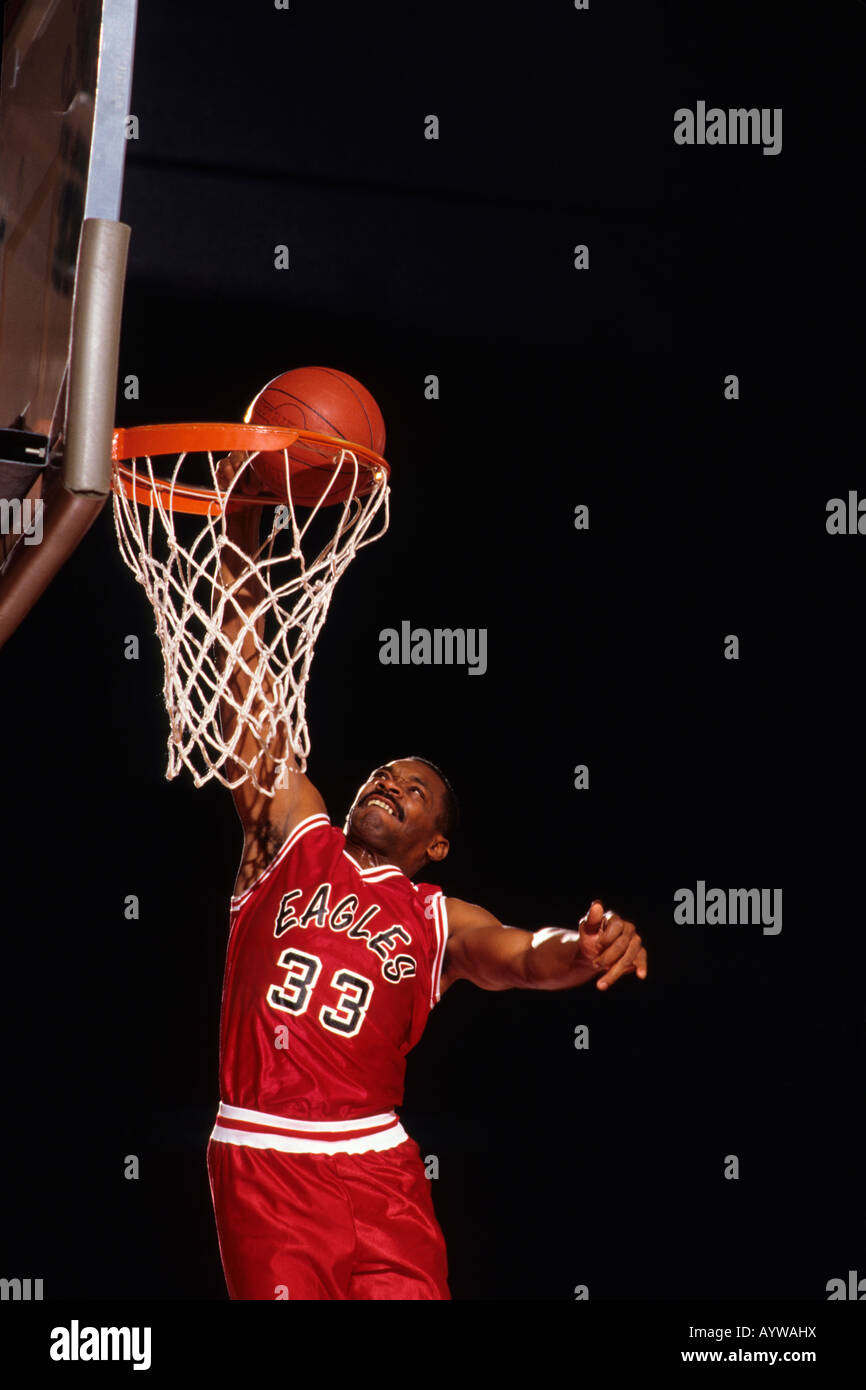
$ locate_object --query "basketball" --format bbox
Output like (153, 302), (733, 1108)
(245, 366), (386, 507)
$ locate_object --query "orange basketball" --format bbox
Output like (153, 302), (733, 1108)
(245, 366), (386, 507)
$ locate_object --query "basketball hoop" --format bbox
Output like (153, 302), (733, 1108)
(111, 422), (390, 793)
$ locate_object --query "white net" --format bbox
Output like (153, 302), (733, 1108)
(111, 432), (389, 792)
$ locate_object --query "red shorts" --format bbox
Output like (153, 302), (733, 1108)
(207, 1129), (450, 1301)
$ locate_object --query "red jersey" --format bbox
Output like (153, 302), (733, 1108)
(216, 814), (449, 1124)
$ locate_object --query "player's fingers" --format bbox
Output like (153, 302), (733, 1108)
(218, 450), (256, 497)
(598, 911), (626, 947)
(594, 919), (640, 969)
(635, 947), (648, 979)
(596, 935), (642, 989)
(593, 931), (630, 971)
(579, 900), (605, 935)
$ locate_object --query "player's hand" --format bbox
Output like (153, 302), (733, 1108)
(216, 449), (265, 497)
(578, 900), (647, 990)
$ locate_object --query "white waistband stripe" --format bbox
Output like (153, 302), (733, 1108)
(210, 1120), (409, 1156)
(216, 1102), (398, 1133)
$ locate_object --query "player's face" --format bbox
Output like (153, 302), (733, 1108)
(347, 759), (447, 862)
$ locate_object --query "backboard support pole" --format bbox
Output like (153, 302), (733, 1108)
(0, 213), (130, 648)
(63, 217), (131, 497)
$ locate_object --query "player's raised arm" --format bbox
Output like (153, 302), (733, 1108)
(440, 897), (647, 994)
(215, 451), (326, 882)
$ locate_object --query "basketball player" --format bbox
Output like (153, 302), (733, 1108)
(206, 456), (647, 1301)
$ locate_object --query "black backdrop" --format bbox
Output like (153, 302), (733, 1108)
(2, 0), (863, 1302)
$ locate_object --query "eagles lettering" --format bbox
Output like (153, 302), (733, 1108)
(273, 882), (417, 982)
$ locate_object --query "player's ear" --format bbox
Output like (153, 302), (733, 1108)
(426, 834), (449, 864)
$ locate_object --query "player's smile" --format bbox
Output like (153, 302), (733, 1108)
(360, 790), (404, 821)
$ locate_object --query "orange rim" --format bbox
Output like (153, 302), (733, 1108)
(111, 423), (390, 515)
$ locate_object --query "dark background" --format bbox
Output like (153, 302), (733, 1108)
(2, 0), (864, 1300)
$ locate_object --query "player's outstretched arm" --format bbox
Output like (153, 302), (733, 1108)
(440, 897), (647, 994)
(215, 452), (326, 885)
